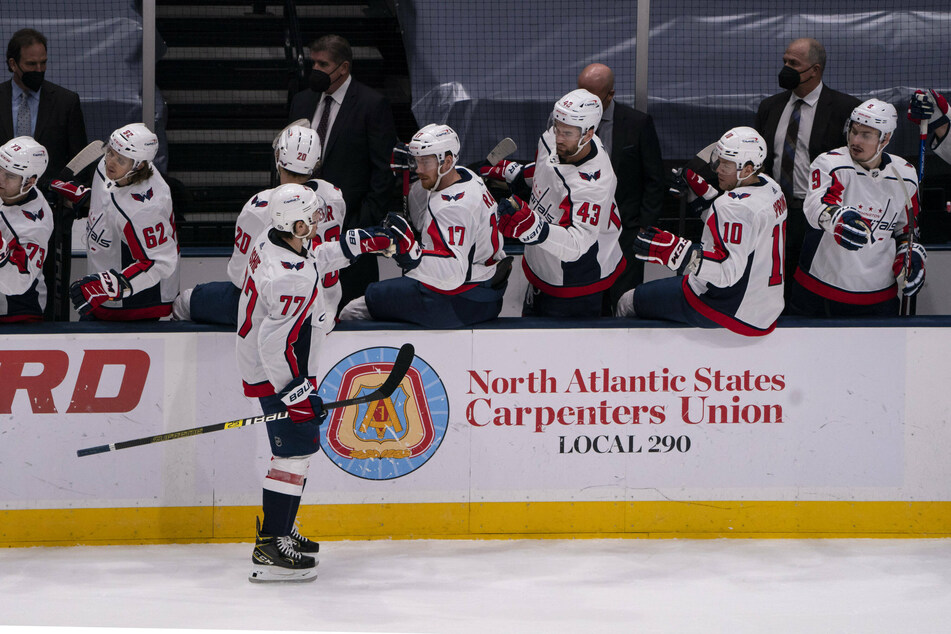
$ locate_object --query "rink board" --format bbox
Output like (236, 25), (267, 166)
(1, 322), (950, 545)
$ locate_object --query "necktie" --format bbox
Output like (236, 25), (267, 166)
(16, 93), (32, 137)
(315, 95), (333, 149)
(779, 99), (804, 196)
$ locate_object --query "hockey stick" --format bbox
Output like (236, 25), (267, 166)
(77, 343), (416, 457)
(60, 141), (105, 180)
(891, 162), (918, 316)
(486, 137), (517, 165)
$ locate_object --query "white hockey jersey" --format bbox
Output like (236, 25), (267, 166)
(229, 179), (346, 331)
(932, 131), (951, 166)
(407, 167), (505, 292)
(85, 159), (180, 319)
(522, 130), (624, 296)
(236, 229), (350, 397)
(798, 149), (917, 304)
(0, 189), (53, 321)
(683, 175), (787, 336)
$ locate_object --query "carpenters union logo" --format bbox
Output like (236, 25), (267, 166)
(317, 346), (448, 480)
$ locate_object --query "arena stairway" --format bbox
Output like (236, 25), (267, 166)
(156, 0), (417, 247)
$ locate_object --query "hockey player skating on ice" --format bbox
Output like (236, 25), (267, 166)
(69, 123), (180, 320)
(787, 99), (924, 317)
(0, 137), (52, 322)
(616, 127), (787, 336)
(908, 88), (951, 165)
(174, 125), (347, 331)
(340, 123), (510, 327)
(237, 183), (392, 582)
(481, 89), (624, 317)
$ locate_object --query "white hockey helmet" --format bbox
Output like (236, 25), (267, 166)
(849, 99), (898, 136)
(712, 126), (768, 173)
(269, 183), (323, 237)
(275, 125), (321, 176)
(552, 89), (603, 135)
(0, 136), (48, 195)
(108, 123), (159, 171)
(408, 123), (460, 166)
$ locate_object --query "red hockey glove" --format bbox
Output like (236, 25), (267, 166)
(479, 160), (524, 184)
(50, 179), (91, 207)
(383, 212), (421, 271)
(633, 226), (701, 275)
(69, 269), (132, 316)
(340, 227), (394, 262)
(279, 376), (327, 425)
(0, 237), (29, 274)
(908, 89), (950, 133)
(497, 195), (548, 244)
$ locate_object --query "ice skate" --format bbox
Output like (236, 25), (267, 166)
(290, 520), (320, 557)
(249, 517), (317, 583)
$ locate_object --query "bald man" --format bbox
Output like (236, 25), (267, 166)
(577, 63), (665, 315)
(754, 38), (859, 307)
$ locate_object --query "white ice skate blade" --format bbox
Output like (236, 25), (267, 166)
(248, 564), (318, 583)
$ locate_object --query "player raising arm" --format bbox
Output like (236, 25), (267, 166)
(238, 183), (390, 583)
(789, 99), (923, 317)
(0, 137), (52, 322)
(616, 127), (787, 336)
(908, 88), (951, 165)
(340, 124), (509, 327)
(69, 123), (180, 320)
(482, 89), (624, 317)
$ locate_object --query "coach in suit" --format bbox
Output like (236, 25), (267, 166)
(288, 34), (397, 308)
(1, 29), (87, 186)
(754, 38), (859, 304)
(577, 63), (665, 315)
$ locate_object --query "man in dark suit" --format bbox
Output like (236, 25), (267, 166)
(754, 38), (859, 304)
(2, 29), (87, 185)
(288, 34), (397, 308)
(577, 63), (665, 315)
(2, 28), (88, 320)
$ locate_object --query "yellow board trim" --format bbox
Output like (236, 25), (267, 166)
(3, 501), (951, 547)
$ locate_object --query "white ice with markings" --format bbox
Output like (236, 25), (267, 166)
(1, 538), (950, 633)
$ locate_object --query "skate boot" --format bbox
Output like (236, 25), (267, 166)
(249, 517), (317, 583)
(290, 520), (320, 558)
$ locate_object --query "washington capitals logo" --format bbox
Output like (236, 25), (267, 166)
(131, 188), (154, 203)
(728, 192), (751, 199)
(22, 207), (44, 222)
(441, 192), (465, 202)
(579, 170), (601, 182)
(281, 261), (305, 270)
(252, 196), (268, 208)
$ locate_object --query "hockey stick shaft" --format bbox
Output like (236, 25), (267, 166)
(486, 137), (517, 165)
(61, 141), (105, 179)
(891, 162), (918, 317)
(77, 343), (415, 457)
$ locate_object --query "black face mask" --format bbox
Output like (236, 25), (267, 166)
(309, 70), (331, 93)
(778, 65), (802, 90)
(20, 69), (44, 92)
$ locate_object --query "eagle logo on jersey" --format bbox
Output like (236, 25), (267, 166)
(281, 261), (305, 270)
(252, 196), (268, 208)
(22, 207), (44, 221)
(441, 192), (465, 202)
(579, 170), (601, 182)
(728, 192), (751, 199)
(131, 188), (154, 203)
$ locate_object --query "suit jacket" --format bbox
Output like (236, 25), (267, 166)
(609, 102), (666, 245)
(0, 79), (88, 185)
(289, 79), (397, 229)
(755, 84), (861, 186)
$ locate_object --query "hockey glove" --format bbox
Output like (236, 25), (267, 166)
(390, 142), (413, 174)
(340, 227), (394, 262)
(633, 226), (702, 275)
(820, 206), (871, 251)
(279, 376), (327, 425)
(907, 89), (950, 133)
(69, 269), (132, 316)
(893, 241), (927, 297)
(0, 236), (29, 274)
(497, 195), (548, 245)
(672, 167), (718, 215)
(479, 160), (524, 184)
(50, 179), (91, 208)
(383, 212), (422, 271)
